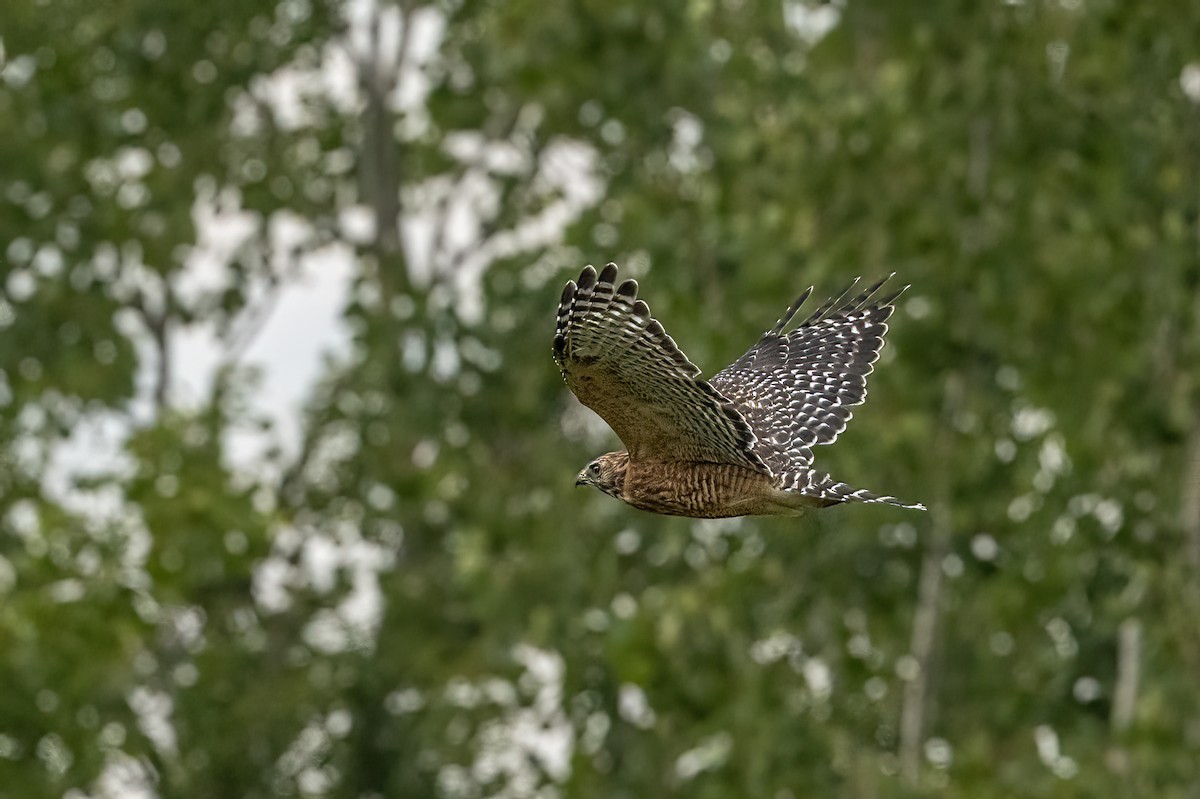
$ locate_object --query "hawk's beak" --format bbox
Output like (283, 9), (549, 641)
(575, 473), (587, 487)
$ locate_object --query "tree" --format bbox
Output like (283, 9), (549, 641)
(1, 0), (1198, 797)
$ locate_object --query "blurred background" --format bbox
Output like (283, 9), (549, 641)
(2, 0), (1199, 796)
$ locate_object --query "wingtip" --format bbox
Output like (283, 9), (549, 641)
(577, 265), (598, 290)
(881, 283), (911, 306)
(768, 285), (815, 336)
(837, 276), (863, 306)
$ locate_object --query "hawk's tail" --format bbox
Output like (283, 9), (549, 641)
(784, 470), (926, 511)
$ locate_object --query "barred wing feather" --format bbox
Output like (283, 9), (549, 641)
(554, 264), (766, 472)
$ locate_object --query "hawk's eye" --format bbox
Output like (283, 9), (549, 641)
(589, 462), (602, 477)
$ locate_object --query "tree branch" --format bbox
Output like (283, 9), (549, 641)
(1183, 406), (1200, 573)
(899, 373), (961, 785)
(898, 526), (947, 784)
(128, 282), (173, 414)
(1111, 618), (1141, 733)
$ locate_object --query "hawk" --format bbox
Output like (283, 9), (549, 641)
(553, 263), (924, 517)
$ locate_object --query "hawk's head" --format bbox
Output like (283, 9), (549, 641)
(576, 451), (629, 498)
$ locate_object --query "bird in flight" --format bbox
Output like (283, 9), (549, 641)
(553, 263), (924, 518)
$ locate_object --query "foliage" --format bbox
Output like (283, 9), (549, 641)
(1, 0), (1199, 796)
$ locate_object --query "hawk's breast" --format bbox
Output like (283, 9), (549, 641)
(622, 459), (776, 518)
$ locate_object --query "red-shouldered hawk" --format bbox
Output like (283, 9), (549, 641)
(553, 263), (924, 518)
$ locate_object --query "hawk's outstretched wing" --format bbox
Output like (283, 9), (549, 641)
(710, 275), (913, 502)
(554, 264), (766, 472)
